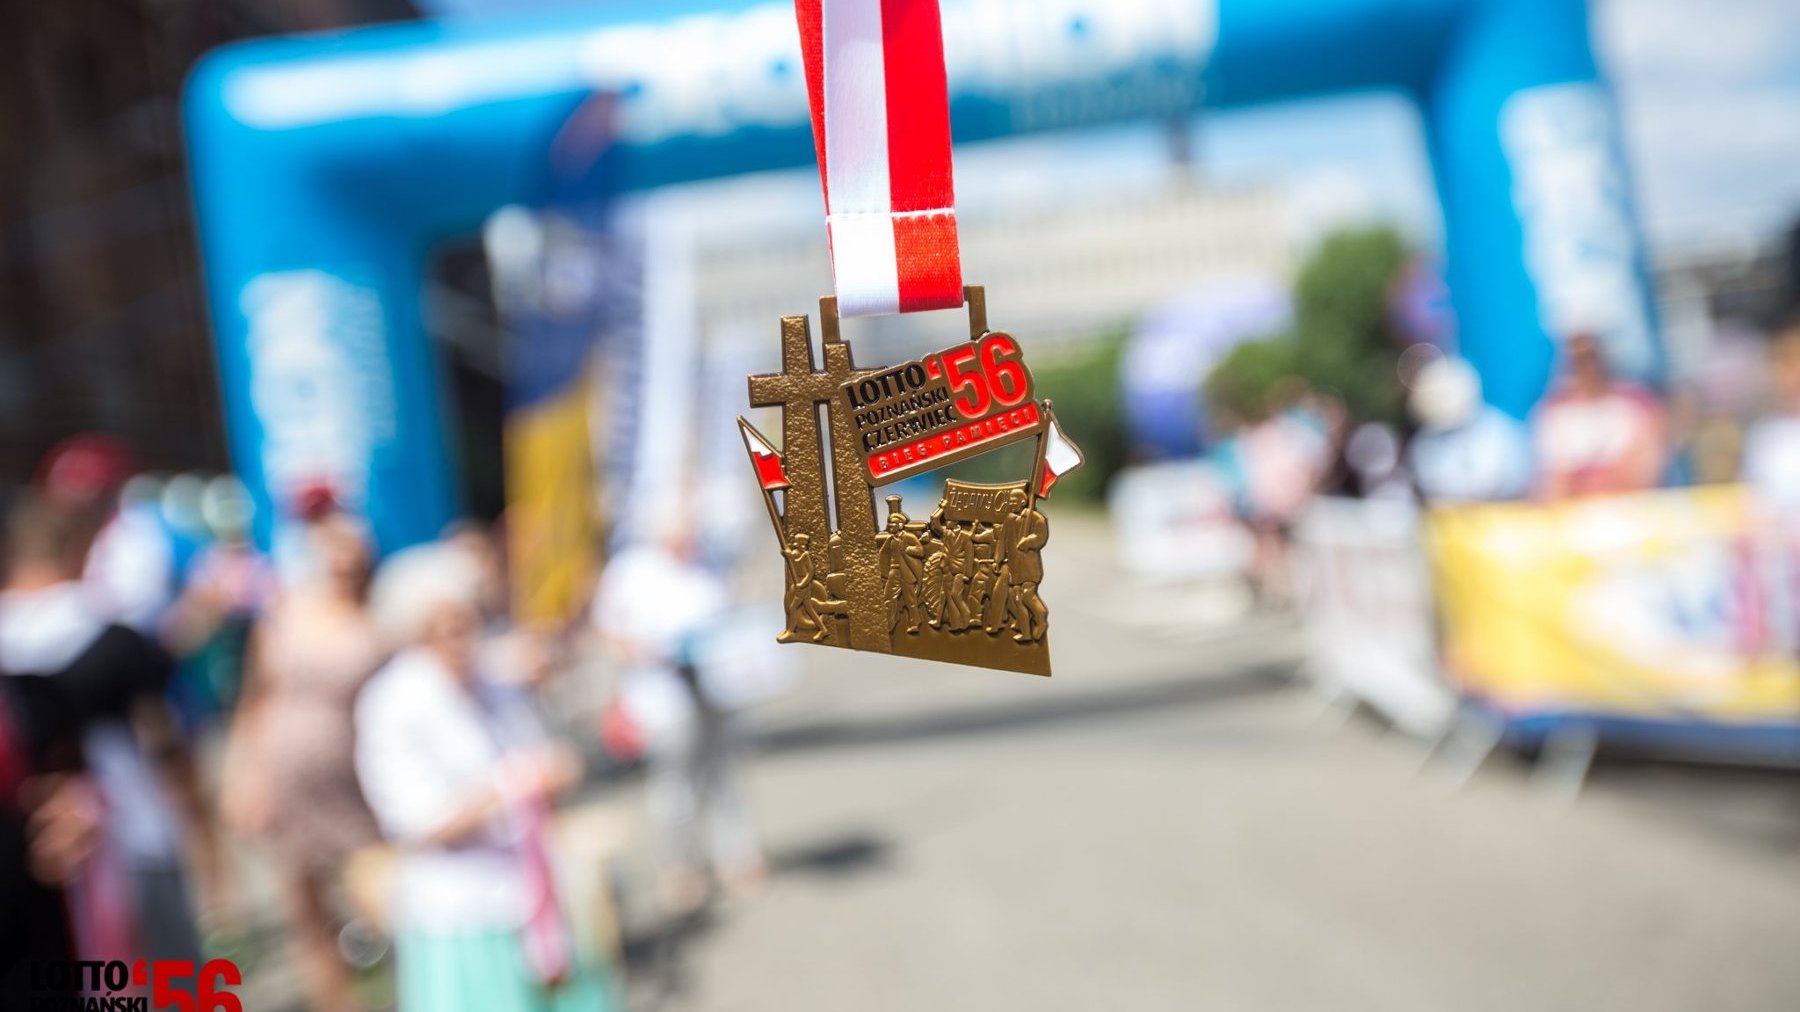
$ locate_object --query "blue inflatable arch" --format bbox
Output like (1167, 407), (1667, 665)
(185, 0), (1658, 552)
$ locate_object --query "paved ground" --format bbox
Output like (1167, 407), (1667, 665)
(617, 516), (1800, 1012)
(225, 516), (1800, 1011)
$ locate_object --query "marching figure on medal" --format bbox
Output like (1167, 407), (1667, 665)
(1003, 489), (1050, 643)
(935, 516), (976, 631)
(779, 532), (837, 643)
(920, 514), (949, 630)
(876, 496), (927, 636)
(975, 521), (1005, 635)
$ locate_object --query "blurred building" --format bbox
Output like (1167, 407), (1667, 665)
(696, 181), (1290, 355)
(0, 0), (416, 482)
(1656, 235), (1795, 330)
(1654, 229), (1798, 389)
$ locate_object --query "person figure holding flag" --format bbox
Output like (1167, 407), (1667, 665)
(1000, 489), (1049, 643)
(778, 534), (830, 644)
(738, 420), (824, 643)
(1000, 402), (1078, 643)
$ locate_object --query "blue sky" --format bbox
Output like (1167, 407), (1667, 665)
(1194, 0), (1800, 256)
(1596, 0), (1800, 252)
(955, 0), (1800, 257)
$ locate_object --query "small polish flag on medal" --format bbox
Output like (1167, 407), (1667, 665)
(1035, 403), (1084, 499)
(740, 418), (789, 491)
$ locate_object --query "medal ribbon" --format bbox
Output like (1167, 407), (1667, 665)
(795, 0), (963, 316)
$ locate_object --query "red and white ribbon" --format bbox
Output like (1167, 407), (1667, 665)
(795, 0), (963, 317)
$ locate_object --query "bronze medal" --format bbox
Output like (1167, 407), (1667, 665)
(740, 286), (1081, 676)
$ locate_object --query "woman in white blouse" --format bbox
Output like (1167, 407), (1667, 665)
(355, 542), (613, 1012)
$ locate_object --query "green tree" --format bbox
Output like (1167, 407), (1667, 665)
(1203, 337), (1300, 423)
(943, 226), (1413, 503)
(1028, 330), (1128, 503)
(1205, 225), (1413, 425)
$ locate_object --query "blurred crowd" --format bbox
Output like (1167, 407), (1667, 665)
(0, 437), (770, 1011)
(1208, 317), (1800, 601)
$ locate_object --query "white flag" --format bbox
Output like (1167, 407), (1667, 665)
(1036, 407), (1084, 498)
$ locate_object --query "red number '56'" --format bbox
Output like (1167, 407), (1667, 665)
(941, 344), (989, 417)
(199, 959), (244, 1012)
(980, 333), (1030, 408)
(150, 959), (241, 1012)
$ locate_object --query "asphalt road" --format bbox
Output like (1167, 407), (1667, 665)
(619, 516), (1800, 1012)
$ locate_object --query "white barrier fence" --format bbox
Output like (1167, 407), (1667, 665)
(1292, 496), (1456, 739)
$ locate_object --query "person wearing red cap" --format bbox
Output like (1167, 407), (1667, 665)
(37, 435), (176, 636)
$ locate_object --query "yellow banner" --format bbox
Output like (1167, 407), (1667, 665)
(1428, 486), (1800, 722)
(505, 366), (598, 630)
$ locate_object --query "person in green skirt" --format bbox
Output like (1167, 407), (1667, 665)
(356, 541), (618, 1012)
